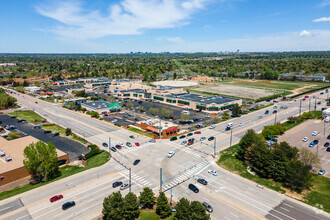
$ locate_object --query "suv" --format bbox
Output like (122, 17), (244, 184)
(202, 202), (213, 213)
(188, 184), (199, 193)
(52, 132), (60, 137)
(62, 201), (75, 210)
(112, 181), (123, 188)
(44, 130), (51, 134)
(170, 137), (177, 141)
(197, 178), (208, 185)
(187, 133), (193, 137)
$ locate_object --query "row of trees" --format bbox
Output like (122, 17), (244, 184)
(102, 187), (210, 220)
(237, 129), (319, 193)
(0, 88), (17, 109)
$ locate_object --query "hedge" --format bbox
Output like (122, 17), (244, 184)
(78, 144), (102, 160)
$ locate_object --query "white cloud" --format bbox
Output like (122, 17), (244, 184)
(318, 0), (330, 7)
(298, 30), (313, 37)
(36, 0), (211, 40)
(313, 17), (330, 22)
(166, 37), (184, 43)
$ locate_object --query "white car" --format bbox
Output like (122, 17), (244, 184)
(239, 122), (244, 126)
(118, 142), (124, 147)
(312, 131), (318, 136)
(208, 170), (217, 176)
(302, 137), (308, 142)
(209, 125), (215, 129)
(168, 151), (175, 158)
(111, 119), (118, 123)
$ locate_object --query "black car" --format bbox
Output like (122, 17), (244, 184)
(188, 184), (199, 193)
(208, 136), (215, 141)
(197, 178), (208, 185)
(273, 110), (278, 114)
(202, 202), (213, 213)
(112, 181), (123, 188)
(170, 137), (178, 141)
(62, 201), (75, 210)
(225, 126), (230, 131)
(52, 132), (60, 137)
(34, 126), (41, 129)
(187, 133), (193, 137)
(110, 147), (117, 152)
(133, 159), (141, 165)
(102, 142), (108, 147)
(328, 135), (330, 140)
(188, 138), (195, 143)
(44, 130), (51, 134)
(179, 135), (186, 139)
(17, 119), (24, 122)
(10, 116), (17, 119)
(324, 142), (330, 147)
(313, 139), (319, 144)
(327, 147), (330, 152)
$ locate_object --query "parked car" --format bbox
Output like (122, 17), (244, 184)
(170, 136), (178, 141)
(179, 135), (186, 139)
(197, 178), (208, 185)
(44, 130), (51, 134)
(102, 143), (108, 147)
(312, 131), (318, 136)
(110, 147), (117, 152)
(50, 195), (63, 203)
(309, 142), (315, 148)
(112, 181), (123, 188)
(239, 122), (244, 126)
(167, 151), (175, 158)
(129, 135), (136, 139)
(126, 142), (132, 147)
(202, 202), (213, 213)
(52, 132), (59, 137)
(327, 147), (330, 152)
(181, 140), (187, 145)
(324, 142), (330, 147)
(302, 137), (308, 142)
(120, 183), (130, 190)
(208, 136), (215, 141)
(265, 110), (269, 114)
(313, 139), (319, 144)
(34, 126), (41, 129)
(133, 159), (141, 165)
(111, 119), (118, 123)
(188, 184), (199, 193)
(187, 133), (193, 137)
(328, 135), (330, 140)
(208, 170), (217, 176)
(194, 131), (201, 134)
(10, 116), (17, 119)
(318, 169), (326, 175)
(135, 142), (140, 146)
(149, 139), (156, 143)
(62, 201), (75, 210)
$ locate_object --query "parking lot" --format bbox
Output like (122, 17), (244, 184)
(0, 115), (89, 161)
(278, 119), (330, 177)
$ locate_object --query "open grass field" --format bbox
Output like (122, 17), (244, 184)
(139, 211), (173, 220)
(8, 110), (45, 123)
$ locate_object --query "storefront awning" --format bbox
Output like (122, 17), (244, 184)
(108, 102), (122, 110)
(146, 126), (159, 132)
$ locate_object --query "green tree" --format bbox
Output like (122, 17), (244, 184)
(156, 192), (172, 218)
(7, 130), (21, 140)
(284, 160), (312, 193)
(173, 72), (177, 80)
(126, 102), (134, 108)
(180, 113), (191, 121)
(102, 192), (125, 220)
(190, 201), (210, 220)
(65, 128), (72, 136)
(221, 112), (229, 120)
(232, 103), (241, 115)
(149, 107), (159, 116)
(174, 198), (190, 220)
(90, 111), (99, 118)
(73, 89), (88, 97)
(237, 129), (264, 160)
(139, 187), (156, 209)
(123, 192), (140, 220)
(0, 89), (17, 109)
(23, 141), (60, 183)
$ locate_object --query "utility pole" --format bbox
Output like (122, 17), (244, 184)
(170, 187), (173, 206)
(309, 98), (311, 112)
(314, 97), (317, 111)
(274, 112), (277, 124)
(299, 99), (302, 116)
(230, 127), (233, 148)
(109, 137), (112, 159)
(159, 119), (162, 139)
(214, 137), (216, 158)
(324, 120), (326, 136)
(159, 168), (163, 193)
(129, 168), (132, 192)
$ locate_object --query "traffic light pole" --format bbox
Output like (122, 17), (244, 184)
(109, 137), (112, 159)
(230, 127), (233, 148)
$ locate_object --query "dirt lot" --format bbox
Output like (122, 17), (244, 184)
(153, 80), (198, 87)
(278, 119), (330, 177)
(195, 84), (275, 99)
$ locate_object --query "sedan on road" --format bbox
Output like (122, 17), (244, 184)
(312, 131), (318, 136)
(102, 143), (108, 147)
(209, 125), (215, 129)
(110, 147), (117, 152)
(200, 137), (206, 141)
(112, 181), (123, 188)
(179, 135), (186, 139)
(197, 178), (208, 185)
(135, 142), (140, 146)
(208, 136), (214, 141)
(120, 183), (130, 190)
(181, 140), (187, 145)
(133, 159), (141, 165)
(202, 202), (213, 213)
(149, 139), (156, 143)
(208, 170), (217, 176)
(50, 195), (63, 202)
(126, 142), (132, 147)
(167, 151), (175, 158)
(62, 201), (75, 210)
(302, 137), (308, 142)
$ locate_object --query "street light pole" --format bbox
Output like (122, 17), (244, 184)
(129, 168), (132, 192)
(170, 187), (173, 206)
(314, 97), (317, 111)
(274, 111), (277, 124)
(214, 137), (216, 158)
(309, 98), (311, 112)
(299, 99), (302, 116)
(230, 127), (233, 148)
(159, 168), (163, 193)
(109, 137), (112, 159)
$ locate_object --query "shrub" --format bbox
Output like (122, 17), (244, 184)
(114, 123), (121, 127)
(78, 145), (101, 160)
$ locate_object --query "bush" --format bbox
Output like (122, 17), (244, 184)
(114, 123), (121, 127)
(78, 145), (101, 160)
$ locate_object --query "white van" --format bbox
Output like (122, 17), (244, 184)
(227, 122), (233, 127)
(181, 110), (190, 115)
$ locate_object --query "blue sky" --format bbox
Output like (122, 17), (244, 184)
(0, 0), (330, 53)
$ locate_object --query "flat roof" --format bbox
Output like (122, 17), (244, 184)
(81, 101), (112, 109)
(0, 136), (66, 174)
(165, 93), (238, 105)
(122, 89), (145, 93)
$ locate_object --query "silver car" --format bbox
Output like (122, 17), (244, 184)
(120, 183), (130, 190)
(202, 202), (213, 213)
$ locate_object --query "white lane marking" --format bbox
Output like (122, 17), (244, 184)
(280, 207), (290, 212)
(283, 203), (294, 208)
(230, 212), (239, 218)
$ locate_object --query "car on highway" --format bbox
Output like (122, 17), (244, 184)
(135, 142), (140, 146)
(115, 145), (122, 149)
(312, 131), (318, 136)
(318, 169), (326, 175)
(170, 136), (178, 141)
(129, 135), (136, 139)
(181, 140), (187, 145)
(112, 181), (123, 188)
(225, 126), (230, 131)
(111, 119), (118, 123)
(324, 142), (330, 147)
(208, 136), (214, 141)
(167, 151), (175, 158)
(209, 125), (215, 129)
(34, 126), (41, 129)
(273, 106), (277, 109)
(187, 133), (193, 137)
(52, 132), (59, 137)
(302, 137), (308, 142)
(200, 137), (206, 141)
(102, 143), (108, 147)
(265, 110), (269, 114)
(62, 201), (75, 210)
(188, 184), (199, 193)
(149, 139), (156, 143)
(309, 142), (315, 148)
(126, 142), (132, 147)
(120, 183), (130, 190)
(194, 131), (201, 134)
(179, 135), (186, 139)
(327, 147), (330, 152)
(44, 130), (51, 134)
(197, 178), (208, 185)
(313, 139), (319, 144)
(258, 116), (262, 119)
(239, 122), (244, 126)
(273, 110), (277, 114)
(328, 135), (330, 140)
(208, 170), (217, 176)
(35, 101), (38, 104)
(133, 159), (141, 165)
(202, 202), (213, 213)
(50, 195), (63, 202)
(110, 147), (117, 152)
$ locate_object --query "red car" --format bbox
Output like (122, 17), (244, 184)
(50, 195), (63, 202)
(115, 145), (122, 149)
(194, 131), (201, 134)
(135, 142), (140, 146)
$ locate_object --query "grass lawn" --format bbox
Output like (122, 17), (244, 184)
(41, 124), (88, 144)
(128, 127), (154, 138)
(139, 210), (173, 220)
(218, 143), (330, 213)
(0, 151), (109, 201)
(8, 110), (45, 123)
(283, 111), (322, 130)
